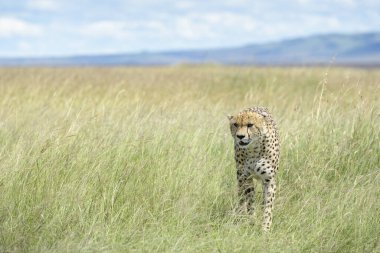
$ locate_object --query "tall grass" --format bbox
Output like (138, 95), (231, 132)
(0, 66), (379, 252)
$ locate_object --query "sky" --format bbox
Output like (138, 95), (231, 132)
(0, 0), (379, 57)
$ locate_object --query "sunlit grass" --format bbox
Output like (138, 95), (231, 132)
(0, 66), (379, 252)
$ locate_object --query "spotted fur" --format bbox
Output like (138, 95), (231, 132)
(228, 106), (280, 231)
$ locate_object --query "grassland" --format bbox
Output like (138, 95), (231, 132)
(0, 66), (379, 253)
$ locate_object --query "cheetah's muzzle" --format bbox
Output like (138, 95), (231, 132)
(238, 141), (250, 146)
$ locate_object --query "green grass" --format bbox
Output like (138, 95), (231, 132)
(0, 66), (379, 252)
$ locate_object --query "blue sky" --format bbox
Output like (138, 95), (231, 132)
(0, 0), (379, 57)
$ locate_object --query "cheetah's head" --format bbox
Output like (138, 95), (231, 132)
(228, 110), (266, 148)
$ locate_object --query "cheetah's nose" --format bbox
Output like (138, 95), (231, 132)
(237, 134), (245, 139)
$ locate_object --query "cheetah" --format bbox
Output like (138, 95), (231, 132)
(228, 106), (279, 231)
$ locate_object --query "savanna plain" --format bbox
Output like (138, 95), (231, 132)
(0, 66), (379, 253)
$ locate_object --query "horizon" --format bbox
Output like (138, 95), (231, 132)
(1, 0), (380, 58)
(0, 31), (378, 60)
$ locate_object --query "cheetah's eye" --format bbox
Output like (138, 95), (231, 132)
(233, 123), (238, 127)
(247, 123), (253, 128)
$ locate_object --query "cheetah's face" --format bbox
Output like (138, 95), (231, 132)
(228, 111), (265, 148)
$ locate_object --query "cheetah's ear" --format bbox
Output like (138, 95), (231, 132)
(261, 111), (268, 117)
(227, 114), (234, 121)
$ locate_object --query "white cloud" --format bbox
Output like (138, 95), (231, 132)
(302, 15), (342, 29)
(175, 2), (194, 10)
(142, 21), (170, 35)
(27, 0), (59, 11)
(0, 17), (43, 38)
(18, 41), (32, 50)
(333, 0), (356, 7)
(83, 21), (130, 38)
(296, 0), (312, 4)
(203, 12), (257, 31)
(82, 20), (170, 39)
(175, 17), (215, 40)
(174, 12), (257, 40)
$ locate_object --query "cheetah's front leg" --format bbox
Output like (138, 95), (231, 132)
(263, 178), (276, 231)
(237, 170), (255, 214)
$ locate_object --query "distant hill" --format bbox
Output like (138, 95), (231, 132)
(1, 32), (380, 66)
